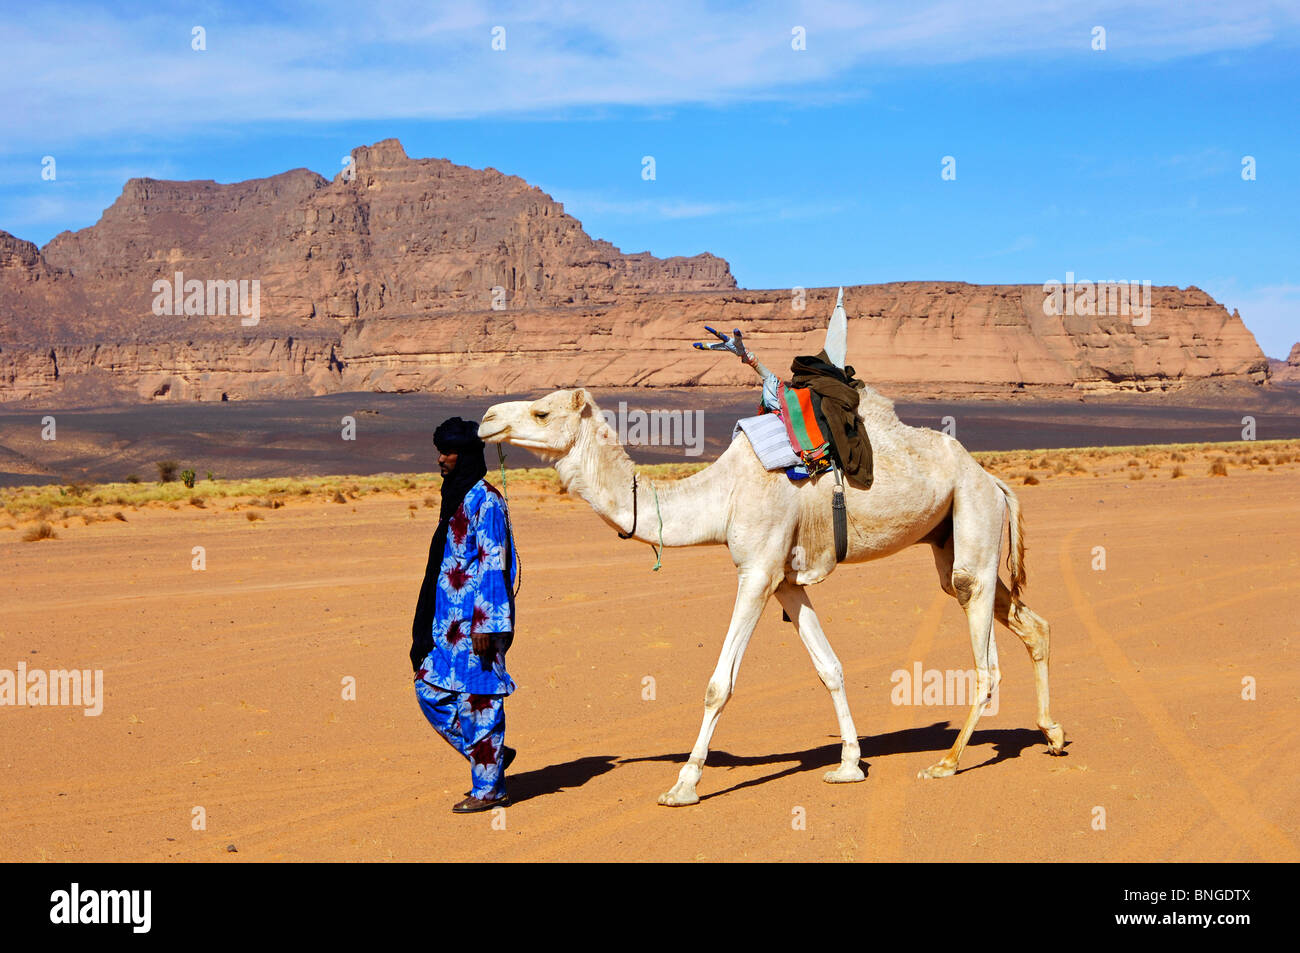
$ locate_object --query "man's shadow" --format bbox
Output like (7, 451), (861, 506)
(506, 755), (621, 805)
(617, 722), (1068, 802)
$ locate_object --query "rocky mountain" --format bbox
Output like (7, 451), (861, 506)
(1267, 343), (1300, 384)
(0, 139), (1275, 403)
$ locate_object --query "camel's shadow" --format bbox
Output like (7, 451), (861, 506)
(619, 722), (1068, 802)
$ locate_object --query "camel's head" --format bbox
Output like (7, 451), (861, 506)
(478, 388), (600, 463)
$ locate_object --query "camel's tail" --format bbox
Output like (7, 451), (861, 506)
(989, 475), (1027, 605)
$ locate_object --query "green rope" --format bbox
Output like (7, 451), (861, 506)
(495, 444), (522, 597)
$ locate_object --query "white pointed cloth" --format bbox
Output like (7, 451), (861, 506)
(824, 287), (847, 370)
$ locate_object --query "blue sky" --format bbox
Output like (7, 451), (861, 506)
(2, 1), (1298, 356)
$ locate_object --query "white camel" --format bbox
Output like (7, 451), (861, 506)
(478, 376), (1065, 806)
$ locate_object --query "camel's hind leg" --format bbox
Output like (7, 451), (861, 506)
(994, 582), (1065, 754)
(918, 493), (1004, 778)
(929, 533), (1065, 762)
(775, 580), (864, 783)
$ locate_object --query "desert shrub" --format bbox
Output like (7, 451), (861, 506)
(181, 469), (197, 488)
(113, 511), (127, 521)
(126, 474), (141, 484)
(1171, 451), (1187, 462)
(246, 511), (263, 522)
(23, 522), (56, 542)
(423, 496), (436, 508)
(1209, 459), (1228, 477)
(332, 491), (346, 504)
(1171, 466), (1184, 479)
(189, 496), (206, 508)
(206, 471), (215, 482)
(156, 461), (179, 483)
(1023, 474), (1040, 486)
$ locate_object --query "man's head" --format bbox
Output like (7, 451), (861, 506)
(434, 417), (484, 477)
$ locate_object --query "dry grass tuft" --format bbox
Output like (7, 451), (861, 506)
(23, 522), (57, 542)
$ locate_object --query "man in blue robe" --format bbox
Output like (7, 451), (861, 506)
(411, 417), (518, 813)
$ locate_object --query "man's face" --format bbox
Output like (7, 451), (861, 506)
(438, 450), (459, 476)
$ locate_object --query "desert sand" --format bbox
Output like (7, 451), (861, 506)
(1, 446), (1297, 862)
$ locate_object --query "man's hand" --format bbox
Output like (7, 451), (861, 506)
(472, 631), (491, 655)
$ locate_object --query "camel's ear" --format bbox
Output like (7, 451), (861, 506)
(570, 388), (589, 411)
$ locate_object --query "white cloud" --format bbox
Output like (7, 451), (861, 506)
(1, 1), (1295, 152)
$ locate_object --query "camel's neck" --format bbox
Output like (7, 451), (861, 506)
(553, 418), (729, 548)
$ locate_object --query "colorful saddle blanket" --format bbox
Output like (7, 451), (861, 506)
(776, 383), (834, 472)
(734, 384), (836, 477)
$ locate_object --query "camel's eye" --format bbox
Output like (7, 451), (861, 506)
(533, 410), (549, 422)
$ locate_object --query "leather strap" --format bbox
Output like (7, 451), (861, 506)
(617, 473), (638, 539)
(832, 468), (848, 563)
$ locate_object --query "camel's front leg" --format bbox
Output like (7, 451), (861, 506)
(659, 571), (776, 807)
(774, 581), (865, 784)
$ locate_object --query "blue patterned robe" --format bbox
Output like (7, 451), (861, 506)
(416, 479), (517, 697)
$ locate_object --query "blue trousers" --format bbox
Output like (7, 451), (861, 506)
(415, 680), (508, 800)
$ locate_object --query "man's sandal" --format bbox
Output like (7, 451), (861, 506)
(452, 794), (511, 813)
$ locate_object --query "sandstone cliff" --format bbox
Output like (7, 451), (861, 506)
(0, 140), (1274, 403)
(1268, 343), (1300, 384)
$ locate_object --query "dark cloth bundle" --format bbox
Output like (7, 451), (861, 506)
(410, 418), (488, 671)
(788, 350), (874, 487)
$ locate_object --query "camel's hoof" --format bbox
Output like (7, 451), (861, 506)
(823, 763), (866, 784)
(917, 762), (956, 780)
(1042, 723), (1066, 755)
(658, 784), (700, 807)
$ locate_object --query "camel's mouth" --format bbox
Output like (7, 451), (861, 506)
(478, 422), (510, 443)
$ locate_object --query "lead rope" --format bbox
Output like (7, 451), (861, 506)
(651, 480), (663, 572)
(496, 445), (522, 598)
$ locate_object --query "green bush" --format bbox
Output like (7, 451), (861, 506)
(181, 469), (197, 489)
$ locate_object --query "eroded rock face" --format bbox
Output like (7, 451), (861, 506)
(1268, 343), (1300, 384)
(0, 140), (1274, 403)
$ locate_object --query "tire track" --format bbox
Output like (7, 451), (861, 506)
(1057, 524), (1299, 861)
